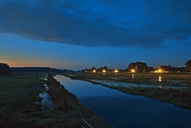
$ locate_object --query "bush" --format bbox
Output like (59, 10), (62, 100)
(0, 63), (10, 74)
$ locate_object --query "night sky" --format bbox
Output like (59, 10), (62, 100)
(0, 0), (191, 70)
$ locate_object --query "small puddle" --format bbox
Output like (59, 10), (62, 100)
(38, 84), (54, 112)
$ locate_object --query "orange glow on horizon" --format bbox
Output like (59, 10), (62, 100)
(1, 57), (74, 68)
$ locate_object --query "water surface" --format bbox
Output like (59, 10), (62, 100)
(55, 75), (191, 128)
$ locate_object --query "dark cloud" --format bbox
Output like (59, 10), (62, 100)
(0, 0), (191, 47)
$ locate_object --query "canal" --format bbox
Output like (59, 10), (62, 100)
(55, 75), (191, 128)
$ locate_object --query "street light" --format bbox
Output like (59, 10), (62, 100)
(131, 69), (136, 73)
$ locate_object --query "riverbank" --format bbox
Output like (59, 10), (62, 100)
(0, 73), (110, 128)
(63, 72), (191, 109)
(47, 74), (110, 128)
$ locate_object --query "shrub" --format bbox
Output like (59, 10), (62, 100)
(0, 63), (10, 74)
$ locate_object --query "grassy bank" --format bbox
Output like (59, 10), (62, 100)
(0, 73), (110, 128)
(62, 72), (191, 109)
(0, 73), (46, 127)
(47, 74), (110, 128)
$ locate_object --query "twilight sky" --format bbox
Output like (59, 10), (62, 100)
(0, 0), (191, 70)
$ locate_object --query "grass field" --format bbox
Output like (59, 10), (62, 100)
(0, 73), (46, 127)
(0, 73), (110, 128)
(62, 72), (191, 109)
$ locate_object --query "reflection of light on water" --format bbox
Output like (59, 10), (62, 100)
(159, 85), (163, 89)
(158, 76), (162, 88)
(132, 74), (134, 79)
(159, 76), (162, 82)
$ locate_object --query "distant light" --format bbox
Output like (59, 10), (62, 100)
(93, 69), (96, 73)
(154, 68), (164, 73)
(114, 69), (119, 73)
(102, 69), (106, 73)
(131, 69), (136, 73)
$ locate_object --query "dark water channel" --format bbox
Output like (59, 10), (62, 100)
(55, 75), (191, 128)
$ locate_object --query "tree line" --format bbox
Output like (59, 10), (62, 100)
(83, 59), (191, 73)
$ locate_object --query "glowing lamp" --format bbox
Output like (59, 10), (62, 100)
(154, 68), (164, 73)
(114, 69), (119, 73)
(131, 69), (136, 73)
(93, 70), (96, 73)
(102, 69), (106, 73)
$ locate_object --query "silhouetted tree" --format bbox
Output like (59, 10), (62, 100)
(147, 66), (155, 72)
(160, 65), (172, 71)
(127, 62), (152, 72)
(0, 63), (10, 74)
(185, 59), (191, 72)
(160, 65), (185, 72)
(97, 66), (109, 72)
(91, 67), (96, 70)
(103, 66), (108, 70)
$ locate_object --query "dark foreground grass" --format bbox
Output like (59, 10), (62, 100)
(0, 73), (46, 127)
(0, 73), (110, 128)
(63, 72), (191, 109)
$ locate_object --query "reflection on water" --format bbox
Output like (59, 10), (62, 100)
(38, 84), (54, 112)
(159, 75), (162, 82)
(55, 75), (191, 128)
(158, 76), (162, 89)
(132, 74), (134, 79)
(159, 84), (163, 89)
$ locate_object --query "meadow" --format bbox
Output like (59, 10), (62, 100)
(0, 73), (46, 127)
